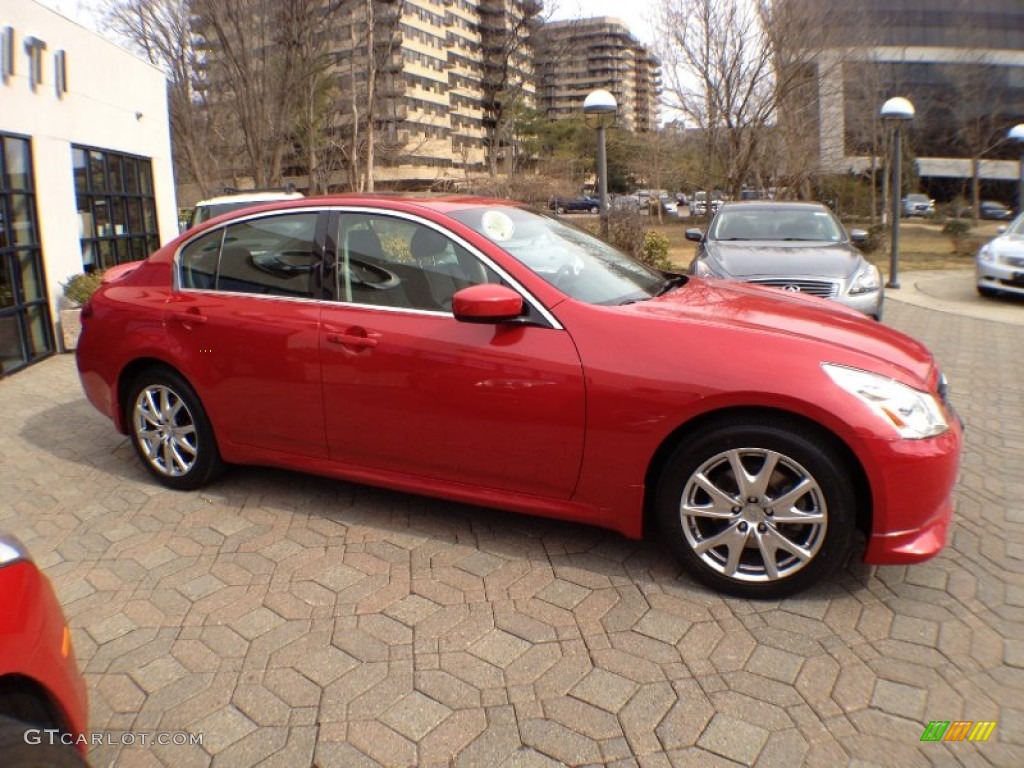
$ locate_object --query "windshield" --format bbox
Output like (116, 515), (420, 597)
(449, 206), (666, 305)
(1005, 215), (1024, 235)
(710, 208), (845, 242)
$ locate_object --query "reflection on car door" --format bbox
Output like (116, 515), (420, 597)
(168, 211), (328, 457)
(319, 211), (587, 498)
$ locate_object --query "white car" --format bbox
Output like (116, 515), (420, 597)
(976, 214), (1024, 298)
(187, 188), (304, 230)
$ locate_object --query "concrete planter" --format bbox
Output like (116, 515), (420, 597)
(59, 306), (82, 351)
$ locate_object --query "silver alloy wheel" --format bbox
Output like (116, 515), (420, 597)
(133, 384), (199, 477)
(679, 447), (827, 583)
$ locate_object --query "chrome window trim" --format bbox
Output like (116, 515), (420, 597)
(172, 205), (563, 330)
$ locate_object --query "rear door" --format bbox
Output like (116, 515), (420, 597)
(167, 210), (328, 457)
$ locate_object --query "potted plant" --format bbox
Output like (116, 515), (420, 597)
(59, 271), (103, 351)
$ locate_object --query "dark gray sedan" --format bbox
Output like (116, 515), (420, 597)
(686, 202), (883, 319)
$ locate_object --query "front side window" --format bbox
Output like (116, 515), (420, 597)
(449, 206), (665, 306)
(178, 212), (319, 298)
(334, 214), (500, 311)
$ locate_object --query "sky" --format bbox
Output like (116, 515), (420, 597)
(549, 0), (658, 47)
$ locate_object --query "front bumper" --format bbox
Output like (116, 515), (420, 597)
(861, 418), (963, 565)
(977, 261), (1024, 296)
(835, 289), (884, 319)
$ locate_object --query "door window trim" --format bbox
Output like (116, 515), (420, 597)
(322, 206), (563, 330)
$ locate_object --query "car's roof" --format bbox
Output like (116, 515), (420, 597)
(718, 201), (828, 211)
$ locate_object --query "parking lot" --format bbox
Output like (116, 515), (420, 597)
(1, 272), (1022, 767)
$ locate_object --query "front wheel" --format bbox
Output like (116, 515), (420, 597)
(589, 206), (599, 214)
(127, 366), (224, 490)
(655, 417), (855, 598)
(556, 206), (566, 215)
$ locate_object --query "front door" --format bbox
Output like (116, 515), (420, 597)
(320, 211), (586, 498)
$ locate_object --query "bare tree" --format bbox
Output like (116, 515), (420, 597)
(105, 0), (221, 196)
(189, 0), (320, 188)
(656, 0), (850, 200)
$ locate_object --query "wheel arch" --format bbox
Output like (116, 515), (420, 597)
(0, 674), (75, 734)
(642, 405), (872, 541)
(116, 357), (187, 431)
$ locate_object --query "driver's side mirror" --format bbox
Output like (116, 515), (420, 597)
(684, 228), (705, 243)
(849, 229), (868, 244)
(452, 284), (524, 324)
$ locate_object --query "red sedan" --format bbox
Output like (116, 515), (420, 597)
(77, 197), (962, 598)
(0, 534), (88, 766)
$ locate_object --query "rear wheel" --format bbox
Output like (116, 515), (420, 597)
(656, 416), (855, 598)
(556, 206), (566, 215)
(127, 367), (223, 490)
(590, 206), (599, 214)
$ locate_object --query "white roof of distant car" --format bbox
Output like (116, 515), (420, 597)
(195, 190), (304, 206)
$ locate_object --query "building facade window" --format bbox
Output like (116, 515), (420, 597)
(0, 133), (54, 375)
(73, 146), (160, 273)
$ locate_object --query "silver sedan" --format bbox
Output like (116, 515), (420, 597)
(977, 214), (1024, 298)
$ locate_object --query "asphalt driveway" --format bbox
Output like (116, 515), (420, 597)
(1, 272), (1021, 766)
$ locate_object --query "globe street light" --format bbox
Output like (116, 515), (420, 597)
(880, 97), (914, 289)
(1008, 124), (1024, 215)
(583, 89), (617, 238)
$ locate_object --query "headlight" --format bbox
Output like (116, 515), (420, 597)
(822, 364), (948, 439)
(849, 263), (881, 294)
(693, 260), (714, 277)
(0, 534), (30, 567)
(977, 245), (994, 263)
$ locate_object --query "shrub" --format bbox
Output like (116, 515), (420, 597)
(62, 272), (104, 305)
(641, 230), (672, 270)
(604, 209), (646, 260)
(942, 218), (974, 257)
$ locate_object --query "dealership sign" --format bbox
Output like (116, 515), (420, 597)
(1, 26), (68, 99)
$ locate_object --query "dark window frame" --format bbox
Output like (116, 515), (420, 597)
(73, 144), (159, 273)
(0, 132), (54, 374)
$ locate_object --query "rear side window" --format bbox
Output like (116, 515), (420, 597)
(178, 213), (320, 298)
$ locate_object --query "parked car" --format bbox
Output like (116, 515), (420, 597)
(689, 190), (724, 216)
(686, 201), (883, 319)
(0, 534), (88, 766)
(548, 196), (600, 214)
(976, 213), (1024, 298)
(979, 200), (1014, 220)
(902, 193), (935, 218)
(77, 196), (961, 598)
(188, 187), (304, 230)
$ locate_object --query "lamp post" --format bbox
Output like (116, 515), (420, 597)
(880, 97), (914, 289)
(583, 89), (617, 239)
(1008, 124), (1024, 215)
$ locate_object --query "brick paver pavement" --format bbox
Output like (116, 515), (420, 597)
(1, 282), (1022, 767)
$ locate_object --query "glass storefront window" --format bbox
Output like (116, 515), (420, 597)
(0, 133), (53, 374)
(74, 145), (159, 272)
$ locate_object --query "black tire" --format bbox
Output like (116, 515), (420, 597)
(126, 366), (224, 490)
(655, 415), (855, 599)
(0, 714), (88, 768)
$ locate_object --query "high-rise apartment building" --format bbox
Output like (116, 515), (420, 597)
(533, 18), (661, 133)
(322, 0), (543, 188)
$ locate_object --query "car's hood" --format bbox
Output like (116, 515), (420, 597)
(708, 241), (862, 279)
(631, 277), (933, 383)
(990, 233), (1024, 258)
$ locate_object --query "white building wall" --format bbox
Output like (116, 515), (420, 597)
(1, 0), (176, 336)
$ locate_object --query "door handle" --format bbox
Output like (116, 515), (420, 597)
(170, 309), (207, 326)
(326, 332), (377, 348)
